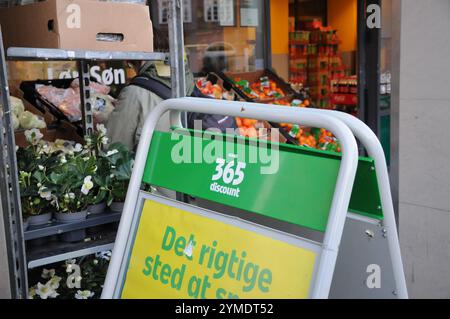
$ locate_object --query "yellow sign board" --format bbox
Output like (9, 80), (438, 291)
(121, 199), (317, 299)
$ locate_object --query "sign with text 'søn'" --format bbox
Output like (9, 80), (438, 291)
(120, 197), (318, 299)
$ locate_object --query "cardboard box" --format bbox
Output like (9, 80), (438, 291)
(0, 0), (153, 52)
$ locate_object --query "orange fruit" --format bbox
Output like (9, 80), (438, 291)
(246, 127), (258, 138)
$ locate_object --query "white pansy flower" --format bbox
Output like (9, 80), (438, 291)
(106, 149), (119, 157)
(47, 276), (62, 290)
(38, 165), (44, 171)
(96, 124), (107, 135)
(81, 176), (94, 195)
(74, 143), (83, 152)
(83, 157), (90, 162)
(35, 282), (58, 299)
(93, 259), (99, 265)
(101, 136), (109, 145)
(41, 268), (55, 279)
(75, 290), (95, 300)
(110, 174), (114, 179)
(24, 129), (43, 144)
(60, 156), (67, 164)
(68, 193), (75, 200)
(38, 187), (52, 201)
(42, 147), (51, 155)
(37, 183), (42, 188)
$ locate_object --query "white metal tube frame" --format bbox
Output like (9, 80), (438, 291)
(279, 106), (409, 299)
(102, 97), (359, 299)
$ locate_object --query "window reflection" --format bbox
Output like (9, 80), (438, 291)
(150, 0), (266, 75)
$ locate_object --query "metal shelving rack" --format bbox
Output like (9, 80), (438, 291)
(24, 212), (122, 241)
(23, 211), (123, 269)
(10, 47), (166, 259)
(27, 226), (118, 269)
(1, 0), (184, 299)
(1, 46), (167, 294)
(0, 28), (28, 300)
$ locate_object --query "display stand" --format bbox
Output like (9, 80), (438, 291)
(101, 97), (407, 299)
(1, 44), (167, 292)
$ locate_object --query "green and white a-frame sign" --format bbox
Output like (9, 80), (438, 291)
(102, 97), (408, 299)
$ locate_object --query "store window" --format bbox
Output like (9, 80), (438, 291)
(286, 0), (358, 113)
(150, 0), (268, 75)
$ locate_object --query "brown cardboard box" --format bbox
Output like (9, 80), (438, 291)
(0, 0), (153, 52)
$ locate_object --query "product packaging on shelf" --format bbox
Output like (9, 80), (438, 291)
(0, 0), (153, 52)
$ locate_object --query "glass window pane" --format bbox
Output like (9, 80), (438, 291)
(150, 0), (267, 75)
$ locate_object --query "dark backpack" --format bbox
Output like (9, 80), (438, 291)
(129, 76), (237, 134)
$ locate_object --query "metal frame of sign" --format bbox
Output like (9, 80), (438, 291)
(295, 107), (408, 298)
(101, 97), (407, 299)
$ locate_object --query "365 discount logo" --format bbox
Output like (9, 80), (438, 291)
(210, 156), (246, 198)
(212, 158), (246, 186)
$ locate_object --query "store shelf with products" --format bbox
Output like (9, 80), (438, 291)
(7, 47), (167, 137)
(330, 76), (358, 116)
(288, 23), (351, 110)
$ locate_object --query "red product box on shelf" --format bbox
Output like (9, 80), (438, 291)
(331, 93), (358, 106)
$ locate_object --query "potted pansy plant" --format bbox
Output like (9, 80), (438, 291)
(94, 142), (134, 214)
(84, 124), (110, 215)
(17, 129), (61, 227)
(47, 145), (98, 242)
(28, 252), (111, 299)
